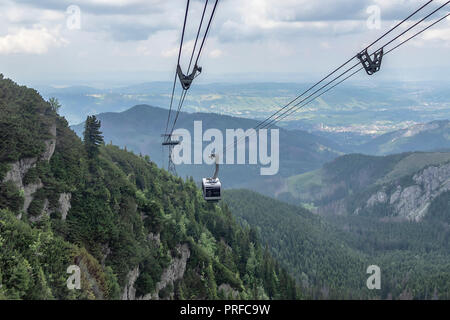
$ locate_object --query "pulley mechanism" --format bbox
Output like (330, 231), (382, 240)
(357, 48), (383, 75)
(177, 64), (202, 90)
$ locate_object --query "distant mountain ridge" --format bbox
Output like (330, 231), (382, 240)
(359, 120), (450, 155)
(71, 104), (344, 191)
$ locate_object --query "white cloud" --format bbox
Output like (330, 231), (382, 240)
(0, 26), (67, 54)
(209, 49), (222, 58)
(421, 27), (450, 41)
(1, 0), (449, 83)
(161, 46), (178, 58)
(5, 7), (64, 23)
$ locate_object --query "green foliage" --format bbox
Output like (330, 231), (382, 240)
(0, 163), (10, 182)
(0, 76), (54, 163)
(104, 266), (121, 299)
(0, 181), (24, 213)
(0, 209), (84, 299)
(83, 115), (104, 159)
(23, 167), (40, 185)
(0, 75), (299, 300)
(223, 189), (367, 299)
(27, 189), (47, 217)
(48, 97), (62, 113)
(426, 190), (450, 224)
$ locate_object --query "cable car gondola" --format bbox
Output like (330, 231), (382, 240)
(202, 153), (221, 202)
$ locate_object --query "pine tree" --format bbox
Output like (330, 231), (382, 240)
(48, 97), (61, 113)
(83, 115), (104, 159)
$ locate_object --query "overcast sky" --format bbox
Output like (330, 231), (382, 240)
(0, 0), (449, 87)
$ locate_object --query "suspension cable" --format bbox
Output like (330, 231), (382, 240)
(168, 0), (220, 137)
(164, 0), (191, 139)
(274, 12), (450, 126)
(187, 0), (209, 75)
(195, 0), (220, 67)
(219, 3), (449, 157)
(263, 1), (450, 128)
(253, 0), (435, 130)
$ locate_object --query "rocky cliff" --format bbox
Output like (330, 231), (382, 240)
(2, 120), (71, 222)
(358, 162), (450, 221)
(285, 152), (450, 221)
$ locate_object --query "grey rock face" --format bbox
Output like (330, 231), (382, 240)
(153, 244), (190, 298)
(148, 232), (161, 246)
(367, 191), (388, 206)
(218, 283), (239, 299)
(137, 244), (191, 300)
(395, 186), (424, 220)
(2, 157), (38, 189)
(28, 192), (72, 223)
(59, 193), (72, 220)
(23, 180), (43, 213)
(3, 121), (58, 219)
(362, 162), (450, 221)
(390, 186), (402, 204)
(122, 266), (140, 300)
(41, 123), (57, 162)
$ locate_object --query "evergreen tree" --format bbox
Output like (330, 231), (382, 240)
(83, 115), (104, 159)
(48, 97), (61, 113)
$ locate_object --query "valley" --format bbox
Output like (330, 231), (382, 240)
(1, 75), (449, 300)
(2, 0), (450, 305)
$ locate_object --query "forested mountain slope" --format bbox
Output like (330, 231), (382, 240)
(223, 189), (450, 300)
(223, 189), (367, 299)
(283, 152), (450, 221)
(0, 75), (297, 300)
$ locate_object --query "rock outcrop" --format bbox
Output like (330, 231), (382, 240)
(148, 232), (161, 246)
(59, 193), (72, 220)
(23, 180), (43, 214)
(367, 191), (388, 207)
(122, 266), (140, 300)
(2, 157), (38, 189)
(1, 121), (69, 220)
(218, 283), (239, 299)
(122, 244), (191, 301)
(25, 192), (72, 223)
(358, 162), (450, 221)
(150, 244), (190, 300)
(41, 123), (56, 162)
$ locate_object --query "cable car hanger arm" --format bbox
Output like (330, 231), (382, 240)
(177, 64), (202, 90)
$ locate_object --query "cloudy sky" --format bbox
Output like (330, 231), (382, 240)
(0, 0), (449, 87)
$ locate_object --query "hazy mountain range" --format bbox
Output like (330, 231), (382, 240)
(41, 81), (450, 137)
(71, 104), (343, 191)
(71, 103), (450, 197)
(358, 120), (450, 155)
